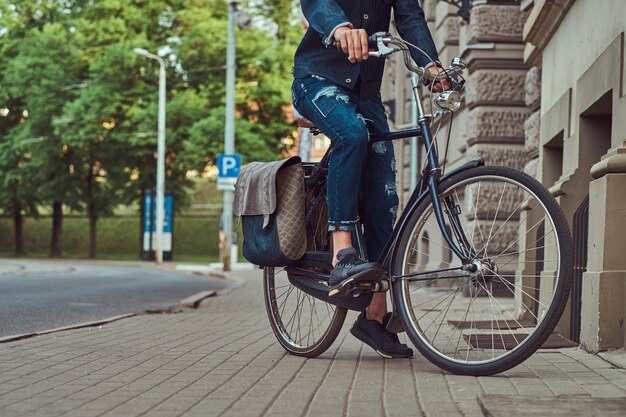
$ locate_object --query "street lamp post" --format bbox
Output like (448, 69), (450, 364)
(222, 0), (245, 271)
(134, 47), (167, 264)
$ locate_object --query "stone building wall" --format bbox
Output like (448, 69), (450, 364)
(381, 0), (530, 207)
(523, 66), (541, 178)
(523, 0), (626, 351)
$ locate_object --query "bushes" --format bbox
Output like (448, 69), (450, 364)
(0, 215), (237, 262)
(0, 180), (245, 262)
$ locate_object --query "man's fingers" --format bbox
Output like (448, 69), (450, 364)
(344, 34), (356, 64)
(359, 30), (368, 60)
(335, 29), (369, 63)
(341, 40), (349, 55)
(432, 79), (452, 93)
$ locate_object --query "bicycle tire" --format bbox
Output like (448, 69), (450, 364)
(393, 166), (573, 375)
(263, 163), (347, 357)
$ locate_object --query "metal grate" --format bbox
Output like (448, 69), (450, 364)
(534, 220), (545, 323)
(570, 195), (590, 343)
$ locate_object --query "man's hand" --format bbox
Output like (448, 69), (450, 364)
(334, 27), (369, 64)
(426, 64), (452, 93)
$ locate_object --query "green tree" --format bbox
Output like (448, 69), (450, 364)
(0, 135), (39, 256)
(58, 0), (197, 256)
(176, 0), (300, 168)
(1, 16), (84, 256)
(0, 0), (302, 259)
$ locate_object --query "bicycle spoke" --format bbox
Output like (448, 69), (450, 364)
(412, 279), (472, 316)
(480, 183), (525, 258)
(407, 246), (453, 267)
(489, 270), (547, 320)
(398, 169), (569, 372)
(423, 283), (465, 341)
(408, 273), (469, 299)
(473, 279), (525, 344)
(471, 180), (487, 253)
(483, 181), (507, 257)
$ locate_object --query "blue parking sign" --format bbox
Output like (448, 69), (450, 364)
(217, 154), (241, 178)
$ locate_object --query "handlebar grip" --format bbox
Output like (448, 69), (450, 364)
(367, 34), (378, 48)
(331, 34), (379, 49)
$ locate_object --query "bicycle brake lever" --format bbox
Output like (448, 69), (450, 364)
(369, 47), (399, 58)
(376, 38), (396, 57)
(367, 31), (396, 58)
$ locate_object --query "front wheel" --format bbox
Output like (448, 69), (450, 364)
(393, 166), (573, 375)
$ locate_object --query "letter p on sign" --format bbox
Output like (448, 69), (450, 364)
(217, 153), (241, 190)
(217, 154), (241, 178)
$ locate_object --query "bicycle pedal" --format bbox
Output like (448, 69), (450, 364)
(353, 280), (389, 293)
(329, 279), (388, 297)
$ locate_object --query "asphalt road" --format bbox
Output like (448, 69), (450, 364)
(0, 261), (231, 338)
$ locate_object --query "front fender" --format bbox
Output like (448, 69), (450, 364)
(439, 157), (484, 183)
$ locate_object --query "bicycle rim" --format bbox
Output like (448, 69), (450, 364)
(394, 166), (572, 375)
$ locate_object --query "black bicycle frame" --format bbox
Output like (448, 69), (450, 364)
(365, 117), (481, 273)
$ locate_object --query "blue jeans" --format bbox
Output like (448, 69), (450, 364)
(292, 76), (399, 262)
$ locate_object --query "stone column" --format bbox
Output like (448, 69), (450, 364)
(515, 66), (546, 322)
(580, 147), (626, 351)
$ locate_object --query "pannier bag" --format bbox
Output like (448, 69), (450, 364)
(234, 156), (307, 267)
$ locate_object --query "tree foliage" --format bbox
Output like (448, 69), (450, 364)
(0, 0), (302, 257)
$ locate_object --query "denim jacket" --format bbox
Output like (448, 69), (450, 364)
(293, 0), (439, 97)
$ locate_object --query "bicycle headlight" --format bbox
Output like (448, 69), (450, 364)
(435, 91), (461, 112)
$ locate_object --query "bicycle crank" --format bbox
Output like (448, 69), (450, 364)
(329, 278), (390, 297)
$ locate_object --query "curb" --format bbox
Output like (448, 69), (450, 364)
(179, 290), (217, 308)
(0, 269), (250, 344)
(0, 313), (136, 344)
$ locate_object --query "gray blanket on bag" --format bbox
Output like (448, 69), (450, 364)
(233, 156), (301, 228)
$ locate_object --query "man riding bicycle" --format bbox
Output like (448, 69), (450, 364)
(292, 0), (449, 359)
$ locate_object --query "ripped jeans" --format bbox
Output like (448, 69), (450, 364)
(292, 75), (399, 261)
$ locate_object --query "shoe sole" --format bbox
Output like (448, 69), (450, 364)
(328, 267), (384, 297)
(350, 325), (413, 359)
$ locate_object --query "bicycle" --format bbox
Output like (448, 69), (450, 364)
(263, 32), (573, 376)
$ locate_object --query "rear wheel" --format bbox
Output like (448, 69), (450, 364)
(393, 166), (573, 375)
(263, 163), (347, 357)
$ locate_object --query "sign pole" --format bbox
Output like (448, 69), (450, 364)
(222, 0), (239, 271)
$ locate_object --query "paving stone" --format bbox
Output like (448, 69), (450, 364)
(1, 268), (626, 417)
(581, 383), (626, 398)
(478, 394), (626, 417)
(382, 359), (422, 417)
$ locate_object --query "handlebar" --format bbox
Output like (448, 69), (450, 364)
(329, 31), (466, 117)
(369, 33), (464, 80)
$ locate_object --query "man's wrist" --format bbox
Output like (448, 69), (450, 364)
(326, 22), (353, 46)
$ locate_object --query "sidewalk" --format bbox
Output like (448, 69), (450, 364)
(1, 268), (625, 417)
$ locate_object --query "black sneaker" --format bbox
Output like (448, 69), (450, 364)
(328, 248), (383, 297)
(350, 312), (413, 358)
